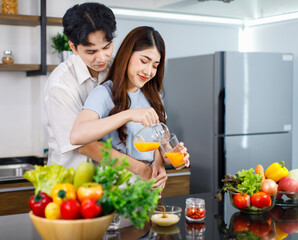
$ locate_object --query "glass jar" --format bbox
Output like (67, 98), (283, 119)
(1, 0), (18, 14)
(133, 123), (170, 152)
(185, 198), (205, 222)
(2, 50), (14, 64)
(185, 221), (206, 240)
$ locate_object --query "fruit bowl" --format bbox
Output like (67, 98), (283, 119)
(276, 190), (298, 208)
(229, 191), (276, 214)
(29, 211), (114, 240)
(150, 205), (182, 226)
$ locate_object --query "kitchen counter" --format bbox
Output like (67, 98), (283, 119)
(1, 192), (297, 239)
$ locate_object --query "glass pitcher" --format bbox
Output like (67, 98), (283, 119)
(133, 123), (170, 152)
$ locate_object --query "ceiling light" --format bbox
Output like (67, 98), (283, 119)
(245, 12), (298, 27)
(198, 0), (234, 3)
(111, 8), (242, 25)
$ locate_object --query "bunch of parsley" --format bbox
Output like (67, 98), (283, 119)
(94, 139), (161, 229)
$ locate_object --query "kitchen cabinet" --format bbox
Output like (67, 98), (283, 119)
(162, 168), (190, 197)
(0, 0), (62, 76)
(0, 181), (34, 216)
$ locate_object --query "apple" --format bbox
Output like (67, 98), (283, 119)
(277, 221), (298, 234)
(278, 177), (298, 199)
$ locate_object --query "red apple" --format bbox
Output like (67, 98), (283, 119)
(278, 177), (298, 199)
(277, 221), (298, 234)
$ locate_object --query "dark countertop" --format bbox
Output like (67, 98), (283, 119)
(1, 192), (298, 240)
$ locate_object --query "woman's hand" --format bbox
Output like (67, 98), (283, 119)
(129, 108), (159, 127)
(176, 142), (190, 167)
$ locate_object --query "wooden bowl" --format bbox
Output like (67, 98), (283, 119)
(29, 211), (114, 240)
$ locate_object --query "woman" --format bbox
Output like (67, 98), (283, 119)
(70, 26), (190, 189)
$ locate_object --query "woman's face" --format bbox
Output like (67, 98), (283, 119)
(69, 30), (114, 78)
(127, 47), (161, 92)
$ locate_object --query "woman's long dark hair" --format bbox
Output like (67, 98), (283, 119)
(103, 26), (166, 145)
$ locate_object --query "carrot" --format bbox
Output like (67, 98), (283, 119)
(255, 164), (265, 181)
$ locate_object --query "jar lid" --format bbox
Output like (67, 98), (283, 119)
(4, 50), (12, 55)
(186, 198), (205, 208)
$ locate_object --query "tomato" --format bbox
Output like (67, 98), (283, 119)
(233, 215), (250, 232)
(80, 199), (102, 219)
(186, 207), (205, 219)
(251, 192), (271, 208)
(60, 199), (81, 220)
(233, 193), (250, 209)
(250, 220), (270, 237)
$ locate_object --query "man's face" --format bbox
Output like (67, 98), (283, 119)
(69, 30), (114, 78)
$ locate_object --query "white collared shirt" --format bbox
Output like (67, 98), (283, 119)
(44, 54), (110, 169)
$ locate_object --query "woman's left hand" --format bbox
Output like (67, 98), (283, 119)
(175, 142), (190, 167)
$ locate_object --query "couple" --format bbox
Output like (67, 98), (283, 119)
(44, 2), (190, 191)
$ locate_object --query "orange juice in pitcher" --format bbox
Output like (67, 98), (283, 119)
(133, 123), (169, 152)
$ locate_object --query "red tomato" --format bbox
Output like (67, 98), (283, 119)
(250, 221), (270, 237)
(80, 199), (102, 219)
(60, 199), (81, 220)
(233, 215), (251, 232)
(251, 192), (271, 208)
(233, 193), (250, 209)
(186, 207), (205, 219)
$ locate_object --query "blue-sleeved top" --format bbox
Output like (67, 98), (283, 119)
(83, 80), (155, 162)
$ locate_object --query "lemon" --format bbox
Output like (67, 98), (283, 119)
(45, 202), (61, 219)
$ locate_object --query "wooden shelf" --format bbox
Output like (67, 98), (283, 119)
(0, 64), (57, 71)
(0, 13), (62, 26)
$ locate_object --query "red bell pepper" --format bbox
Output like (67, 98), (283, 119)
(29, 191), (52, 218)
(80, 199), (103, 219)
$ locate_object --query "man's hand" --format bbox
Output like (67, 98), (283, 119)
(152, 150), (167, 189)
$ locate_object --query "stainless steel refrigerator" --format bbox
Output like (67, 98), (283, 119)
(164, 51), (293, 194)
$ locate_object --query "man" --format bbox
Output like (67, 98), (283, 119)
(44, 2), (167, 187)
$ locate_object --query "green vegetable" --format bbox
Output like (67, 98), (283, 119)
(94, 139), (162, 229)
(236, 169), (262, 196)
(23, 163), (74, 196)
(214, 168), (262, 201)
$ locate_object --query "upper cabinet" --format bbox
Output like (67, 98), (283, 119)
(0, 0), (62, 76)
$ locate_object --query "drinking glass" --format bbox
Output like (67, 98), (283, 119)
(133, 123), (170, 152)
(160, 133), (186, 170)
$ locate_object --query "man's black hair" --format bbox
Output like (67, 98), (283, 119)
(63, 2), (116, 48)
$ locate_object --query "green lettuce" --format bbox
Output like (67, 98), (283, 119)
(23, 163), (75, 195)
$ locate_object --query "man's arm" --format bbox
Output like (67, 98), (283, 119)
(151, 149), (168, 189)
(78, 141), (152, 181)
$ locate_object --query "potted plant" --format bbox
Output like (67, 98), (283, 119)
(51, 32), (72, 62)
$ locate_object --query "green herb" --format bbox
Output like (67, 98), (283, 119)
(237, 231), (261, 240)
(94, 139), (162, 229)
(51, 32), (72, 53)
(23, 163), (74, 195)
(214, 168), (262, 201)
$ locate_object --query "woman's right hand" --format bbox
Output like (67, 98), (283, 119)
(129, 108), (159, 126)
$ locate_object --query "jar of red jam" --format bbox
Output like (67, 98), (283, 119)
(185, 198), (205, 222)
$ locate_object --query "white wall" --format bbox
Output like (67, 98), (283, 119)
(0, 1), (240, 158)
(242, 20), (298, 168)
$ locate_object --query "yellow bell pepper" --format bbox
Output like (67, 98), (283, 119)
(275, 224), (288, 240)
(265, 161), (289, 182)
(51, 183), (76, 206)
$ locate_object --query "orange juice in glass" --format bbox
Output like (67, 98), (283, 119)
(161, 133), (185, 170)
